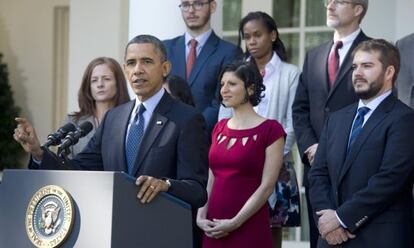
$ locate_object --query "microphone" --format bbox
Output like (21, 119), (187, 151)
(42, 122), (77, 148)
(59, 121), (93, 151)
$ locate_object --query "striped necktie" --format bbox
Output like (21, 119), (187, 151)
(348, 106), (370, 152)
(125, 104), (146, 175)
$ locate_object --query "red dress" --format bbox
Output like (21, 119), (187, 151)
(203, 119), (286, 248)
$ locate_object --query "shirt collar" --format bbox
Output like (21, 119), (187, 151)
(246, 52), (282, 76)
(185, 29), (213, 48)
(357, 90), (392, 112)
(132, 87), (165, 115)
(333, 28), (361, 47)
(264, 52), (282, 75)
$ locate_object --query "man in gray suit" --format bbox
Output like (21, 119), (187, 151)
(396, 33), (414, 109)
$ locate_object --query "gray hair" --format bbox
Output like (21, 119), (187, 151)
(353, 0), (368, 22)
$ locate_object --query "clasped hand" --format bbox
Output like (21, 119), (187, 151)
(197, 218), (240, 239)
(317, 209), (355, 245)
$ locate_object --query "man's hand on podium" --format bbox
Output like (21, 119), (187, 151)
(136, 176), (171, 203)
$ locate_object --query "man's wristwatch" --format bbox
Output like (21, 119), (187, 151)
(162, 178), (171, 190)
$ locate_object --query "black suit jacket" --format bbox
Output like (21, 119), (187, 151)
(309, 95), (414, 248)
(164, 32), (242, 132)
(292, 31), (370, 186)
(40, 92), (209, 209)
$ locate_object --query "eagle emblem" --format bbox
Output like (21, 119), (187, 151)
(40, 201), (62, 235)
(26, 185), (75, 248)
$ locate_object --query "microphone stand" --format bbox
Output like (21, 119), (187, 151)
(57, 146), (71, 169)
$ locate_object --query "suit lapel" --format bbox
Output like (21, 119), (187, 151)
(320, 42), (332, 95)
(188, 32), (219, 86)
(337, 95), (395, 184)
(173, 35), (187, 78)
(130, 92), (172, 176)
(333, 106), (357, 185)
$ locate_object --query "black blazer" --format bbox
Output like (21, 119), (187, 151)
(292, 31), (370, 186)
(40, 92), (209, 209)
(164, 32), (242, 132)
(309, 95), (414, 248)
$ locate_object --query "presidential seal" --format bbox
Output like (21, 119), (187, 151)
(26, 185), (75, 248)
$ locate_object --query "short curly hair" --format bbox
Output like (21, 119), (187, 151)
(218, 61), (265, 107)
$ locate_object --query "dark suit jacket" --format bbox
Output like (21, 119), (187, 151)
(292, 31), (370, 186)
(163, 32), (242, 132)
(309, 95), (414, 248)
(39, 92), (209, 209)
(396, 33), (414, 109)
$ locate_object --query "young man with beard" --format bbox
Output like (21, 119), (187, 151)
(164, 0), (242, 133)
(308, 39), (414, 248)
(292, 1), (370, 246)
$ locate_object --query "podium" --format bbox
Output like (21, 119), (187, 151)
(0, 169), (193, 248)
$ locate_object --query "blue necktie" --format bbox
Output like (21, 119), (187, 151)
(348, 106), (370, 152)
(125, 104), (146, 175)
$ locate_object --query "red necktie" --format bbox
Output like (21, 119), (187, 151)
(328, 40), (343, 87)
(186, 39), (198, 79)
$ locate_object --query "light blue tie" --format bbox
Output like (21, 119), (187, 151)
(348, 106), (370, 153)
(125, 104), (146, 175)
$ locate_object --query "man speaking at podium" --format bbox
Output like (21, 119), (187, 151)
(14, 35), (209, 210)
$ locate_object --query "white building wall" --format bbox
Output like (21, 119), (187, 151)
(67, 0), (130, 113)
(0, 0), (69, 146)
(395, 0), (414, 40)
(128, 0), (223, 40)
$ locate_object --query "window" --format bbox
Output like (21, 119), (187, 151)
(222, 0), (333, 67)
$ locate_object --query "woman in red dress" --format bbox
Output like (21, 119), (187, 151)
(197, 61), (286, 248)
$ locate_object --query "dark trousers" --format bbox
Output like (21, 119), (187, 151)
(305, 186), (319, 248)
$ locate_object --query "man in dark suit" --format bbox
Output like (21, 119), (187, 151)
(163, 0), (241, 132)
(309, 39), (414, 247)
(292, 1), (370, 246)
(396, 33), (414, 109)
(14, 35), (209, 209)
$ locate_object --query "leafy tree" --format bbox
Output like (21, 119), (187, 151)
(0, 53), (23, 170)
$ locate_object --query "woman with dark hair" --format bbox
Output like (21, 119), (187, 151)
(14, 57), (130, 158)
(164, 75), (195, 107)
(197, 61), (286, 248)
(218, 11), (301, 248)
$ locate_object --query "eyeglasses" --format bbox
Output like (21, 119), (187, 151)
(324, 0), (354, 7)
(179, 1), (211, 12)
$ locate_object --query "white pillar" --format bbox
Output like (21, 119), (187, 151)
(128, 0), (223, 40)
(128, 0), (185, 40)
(67, 0), (129, 113)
